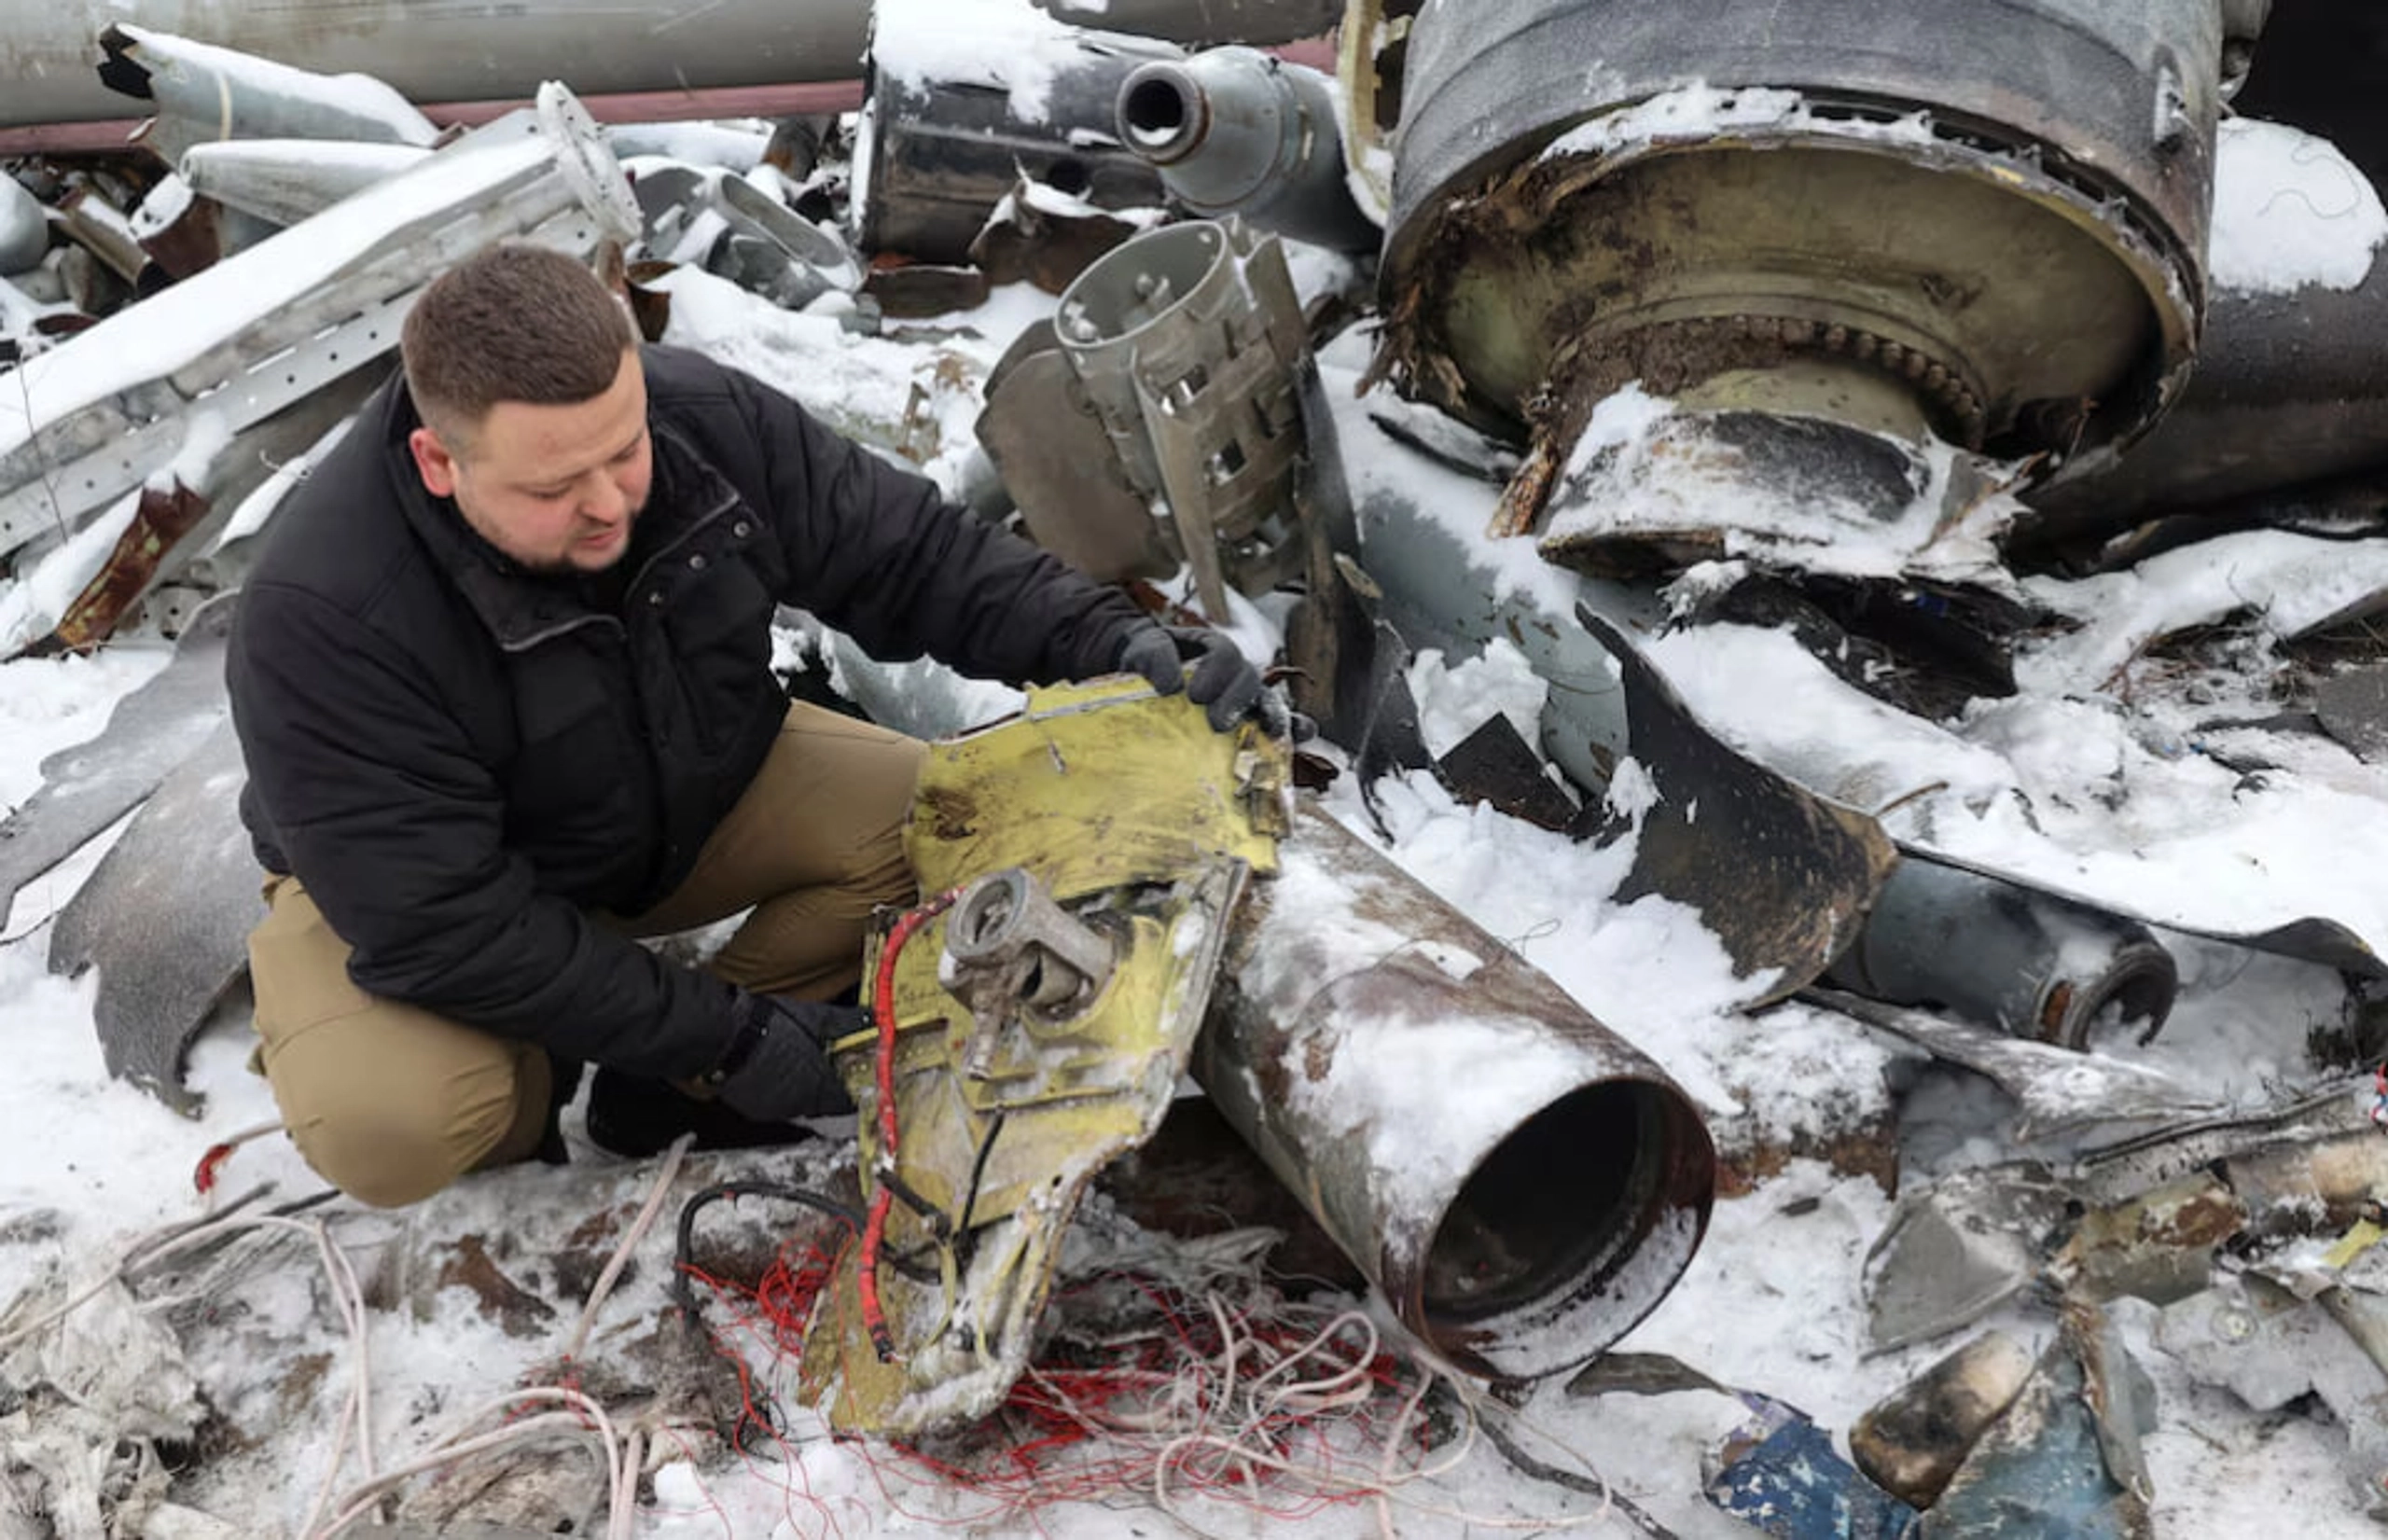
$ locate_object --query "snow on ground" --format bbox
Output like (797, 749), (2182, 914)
(6, 40), (2388, 1539)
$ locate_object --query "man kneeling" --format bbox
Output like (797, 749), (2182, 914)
(227, 243), (1266, 1206)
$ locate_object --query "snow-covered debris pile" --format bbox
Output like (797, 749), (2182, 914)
(7, 2), (2388, 1535)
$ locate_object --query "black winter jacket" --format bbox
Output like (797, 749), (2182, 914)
(227, 343), (1149, 1082)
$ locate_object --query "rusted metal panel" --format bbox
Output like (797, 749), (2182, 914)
(30, 481), (212, 656)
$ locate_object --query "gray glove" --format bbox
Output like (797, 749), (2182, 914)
(702, 992), (863, 1121)
(1116, 623), (1276, 734)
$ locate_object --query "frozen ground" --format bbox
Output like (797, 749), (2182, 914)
(4, 41), (2388, 1540)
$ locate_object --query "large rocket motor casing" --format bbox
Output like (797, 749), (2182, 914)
(1377, 0), (2250, 479)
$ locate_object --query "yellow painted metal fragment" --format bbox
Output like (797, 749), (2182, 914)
(797, 680), (1289, 1436)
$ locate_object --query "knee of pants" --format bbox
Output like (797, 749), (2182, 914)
(274, 1035), (529, 1209)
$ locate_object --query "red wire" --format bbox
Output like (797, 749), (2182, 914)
(861, 885), (963, 1362)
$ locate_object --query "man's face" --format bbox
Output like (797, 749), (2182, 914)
(407, 348), (654, 575)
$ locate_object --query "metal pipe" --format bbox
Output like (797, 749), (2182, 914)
(1191, 798), (1715, 1381)
(1, 0), (1344, 132)
(2022, 191), (2388, 547)
(97, 23), (438, 148)
(1116, 47), (1378, 252)
(1826, 857), (2179, 1050)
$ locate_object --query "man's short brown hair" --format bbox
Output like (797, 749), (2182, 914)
(400, 244), (639, 452)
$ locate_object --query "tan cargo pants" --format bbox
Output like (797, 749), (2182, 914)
(245, 701), (926, 1207)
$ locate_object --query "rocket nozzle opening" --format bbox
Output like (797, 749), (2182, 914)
(1422, 1081), (1690, 1325)
(1120, 66), (1201, 160)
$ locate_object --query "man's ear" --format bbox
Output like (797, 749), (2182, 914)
(408, 425), (461, 498)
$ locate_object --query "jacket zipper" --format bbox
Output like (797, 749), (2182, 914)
(494, 484), (741, 654)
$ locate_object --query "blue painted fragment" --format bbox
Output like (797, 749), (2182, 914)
(1706, 1399), (1922, 1540)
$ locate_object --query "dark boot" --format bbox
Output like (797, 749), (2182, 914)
(582, 1067), (820, 1158)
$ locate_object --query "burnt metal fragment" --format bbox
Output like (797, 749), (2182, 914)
(1851, 1330), (2036, 1509)
(1858, 1163), (2075, 1355)
(0, 591), (236, 930)
(1922, 1298), (2157, 1538)
(1683, 571), (2029, 722)
(2022, 151), (2388, 554)
(1434, 712), (1580, 832)
(1578, 608), (1896, 1004)
(1808, 988), (2221, 1144)
(2050, 1172), (2246, 1308)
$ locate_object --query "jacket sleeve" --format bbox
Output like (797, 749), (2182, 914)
(722, 367), (1152, 683)
(228, 582), (742, 1080)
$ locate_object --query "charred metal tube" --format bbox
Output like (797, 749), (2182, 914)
(1191, 799), (1715, 1381)
(2024, 134), (2388, 545)
(1378, 0), (2229, 505)
(1, 176), (46, 275)
(854, 17), (1177, 264)
(1116, 47), (1378, 253)
(7, 1), (1345, 131)
(1826, 858), (2179, 1050)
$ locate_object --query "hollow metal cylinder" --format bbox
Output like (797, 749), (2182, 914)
(2023, 189), (2388, 544)
(1377, 0), (2228, 476)
(1190, 799), (1716, 1381)
(1826, 858), (2179, 1050)
(1048, 220), (1318, 617)
(1117, 47), (1378, 252)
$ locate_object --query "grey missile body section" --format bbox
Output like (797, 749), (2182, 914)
(1116, 46), (1379, 253)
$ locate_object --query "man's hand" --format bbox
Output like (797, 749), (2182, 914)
(704, 992), (865, 1121)
(1116, 624), (1279, 734)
